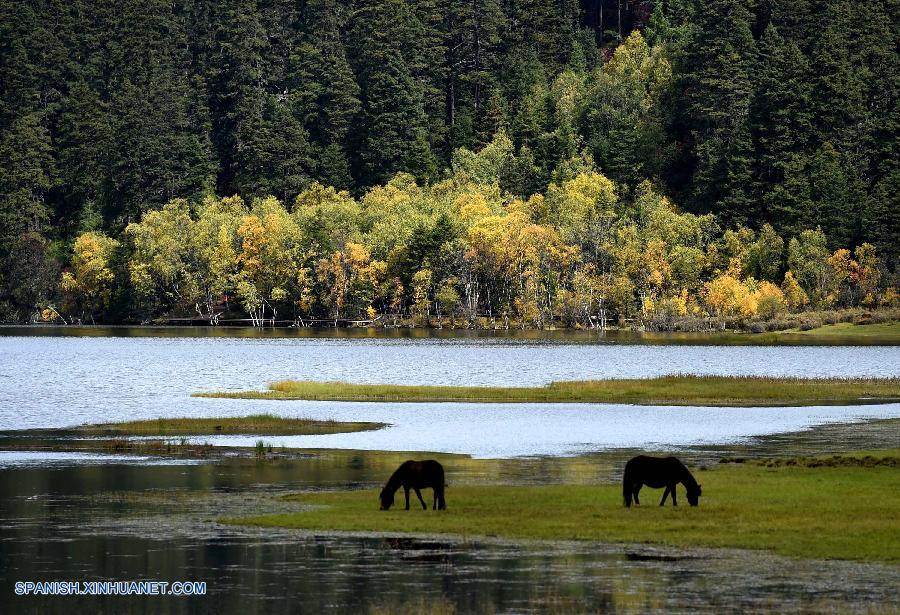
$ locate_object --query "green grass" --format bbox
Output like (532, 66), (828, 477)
(75, 413), (384, 436)
(785, 321), (900, 340)
(226, 451), (900, 562)
(195, 375), (900, 407)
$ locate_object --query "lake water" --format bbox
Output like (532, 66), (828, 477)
(2, 455), (899, 614)
(1, 331), (899, 613)
(1, 333), (898, 456)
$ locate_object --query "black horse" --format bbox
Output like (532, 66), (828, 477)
(379, 460), (447, 511)
(623, 455), (702, 507)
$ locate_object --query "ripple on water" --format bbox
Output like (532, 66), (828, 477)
(0, 451), (203, 468)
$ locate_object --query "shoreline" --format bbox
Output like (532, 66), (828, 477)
(2, 320), (899, 345)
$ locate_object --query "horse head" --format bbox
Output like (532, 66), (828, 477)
(379, 487), (395, 510)
(687, 483), (702, 506)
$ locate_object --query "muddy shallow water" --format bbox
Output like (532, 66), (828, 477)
(2, 441), (899, 614)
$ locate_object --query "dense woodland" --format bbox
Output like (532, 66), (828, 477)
(0, 0), (897, 326)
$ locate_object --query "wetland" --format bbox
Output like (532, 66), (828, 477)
(1, 328), (898, 612)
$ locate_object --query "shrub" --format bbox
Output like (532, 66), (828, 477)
(798, 316), (822, 331)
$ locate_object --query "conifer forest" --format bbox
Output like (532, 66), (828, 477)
(1, 0), (897, 327)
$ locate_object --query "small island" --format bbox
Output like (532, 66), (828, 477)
(73, 414), (384, 437)
(196, 375), (900, 407)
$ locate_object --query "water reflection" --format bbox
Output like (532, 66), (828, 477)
(0, 451), (203, 468)
(2, 324), (898, 347)
(2, 453), (898, 614)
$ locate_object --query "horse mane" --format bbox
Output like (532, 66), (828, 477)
(383, 463), (408, 493)
(678, 462), (699, 490)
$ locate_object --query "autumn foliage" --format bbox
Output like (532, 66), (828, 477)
(59, 132), (895, 328)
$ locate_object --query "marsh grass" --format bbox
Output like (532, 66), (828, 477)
(226, 451), (900, 562)
(76, 413), (384, 436)
(99, 437), (215, 457)
(196, 376), (900, 407)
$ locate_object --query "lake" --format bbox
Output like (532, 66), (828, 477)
(1, 333), (899, 456)
(1, 330), (898, 613)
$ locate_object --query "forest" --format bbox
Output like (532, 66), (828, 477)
(0, 0), (897, 327)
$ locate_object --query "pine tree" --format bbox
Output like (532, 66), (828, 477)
(446, 0), (504, 150)
(55, 80), (110, 231)
(288, 0), (360, 190)
(92, 0), (216, 226)
(808, 143), (855, 249)
(678, 0), (757, 225)
(751, 25), (815, 238)
(208, 0), (270, 196)
(863, 171), (900, 267)
(0, 112), (55, 244)
(0, 1), (41, 130)
(349, 0), (435, 186)
(409, 0), (449, 157)
(768, 0), (816, 52)
(808, 0), (865, 156)
(503, 0), (579, 70)
(237, 95), (314, 203)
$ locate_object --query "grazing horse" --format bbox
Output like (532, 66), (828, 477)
(623, 455), (702, 508)
(379, 460), (447, 511)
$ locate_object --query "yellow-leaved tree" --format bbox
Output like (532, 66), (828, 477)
(235, 197), (302, 326)
(60, 232), (120, 323)
(704, 274), (756, 324)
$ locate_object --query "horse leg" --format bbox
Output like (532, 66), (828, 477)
(414, 488), (427, 510)
(671, 484), (677, 507)
(633, 485), (641, 506)
(404, 487), (411, 510)
(660, 486), (670, 506)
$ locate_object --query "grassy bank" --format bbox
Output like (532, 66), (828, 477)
(196, 376), (900, 407)
(226, 451), (900, 562)
(782, 321), (900, 340)
(75, 413), (384, 436)
(5, 318), (899, 345)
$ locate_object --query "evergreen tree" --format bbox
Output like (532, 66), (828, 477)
(678, 0), (757, 225)
(207, 0), (270, 196)
(0, 110), (56, 317)
(445, 0), (505, 150)
(0, 112), (55, 243)
(237, 95), (314, 203)
(55, 80), (109, 232)
(349, 0), (436, 186)
(808, 142), (855, 249)
(289, 0), (360, 190)
(751, 25), (815, 238)
(808, 0), (865, 156)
